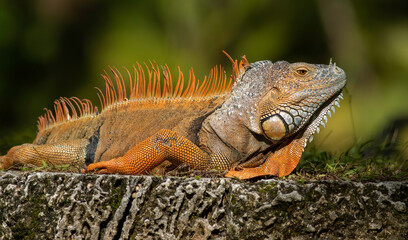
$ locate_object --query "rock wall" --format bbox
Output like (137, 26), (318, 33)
(0, 171), (407, 239)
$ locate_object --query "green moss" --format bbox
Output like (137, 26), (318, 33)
(110, 186), (123, 211)
(231, 196), (237, 205)
(257, 182), (278, 193)
(297, 139), (408, 181)
(10, 195), (46, 239)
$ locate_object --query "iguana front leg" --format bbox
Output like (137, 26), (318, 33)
(86, 129), (230, 174)
(225, 137), (307, 179)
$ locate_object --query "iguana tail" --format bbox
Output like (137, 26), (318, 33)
(0, 140), (89, 170)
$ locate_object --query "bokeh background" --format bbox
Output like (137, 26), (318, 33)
(0, 0), (407, 157)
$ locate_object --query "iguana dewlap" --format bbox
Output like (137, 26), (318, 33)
(0, 54), (346, 179)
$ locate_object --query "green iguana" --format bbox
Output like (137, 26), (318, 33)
(0, 53), (346, 179)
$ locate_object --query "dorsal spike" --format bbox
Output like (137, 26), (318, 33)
(222, 50), (239, 80)
(176, 67), (184, 98)
(67, 97), (78, 118)
(37, 55), (238, 131)
(165, 65), (173, 97)
(144, 62), (152, 98)
(124, 67), (133, 100)
(181, 68), (192, 98)
(53, 100), (61, 122)
(107, 67), (119, 103)
(173, 66), (182, 98)
(70, 97), (83, 116)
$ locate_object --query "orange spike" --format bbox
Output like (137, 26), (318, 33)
(173, 67), (180, 98)
(53, 100), (62, 122)
(116, 67), (127, 101)
(189, 68), (196, 97)
(226, 73), (233, 91)
(175, 67), (184, 98)
(213, 66), (221, 93)
(151, 61), (161, 98)
(207, 68), (215, 95)
(37, 117), (44, 130)
(109, 67), (121, 102)
(220, 67), (227, 93)
(165, 65), (173, 97)
(105, 81), (111, 106)
(95, 87), (105, 110)
(181, 69), (191, 98)
(79, 100), (86, 115)
(159, 66), (168, 98)
(206, 75), (213, 95)
(239, 55), (249, 72)
(197, 74), (208, 96)
(137, 63), (145, 97)
(70, 97), (83, 116)
(188, 69), (195, 97)
(45, 108), (55, 124)
(144, 62), (152, 98)
(202, 73), (212, 96)
(155, 69), (161, 98)
(130, 65), (136, 98)
(186, 69), (194, 97)
(83, 99), (93, 114)
(111, 67), (122, 101)
(218, 66), (226, 93)
(64, 97), (78, 118)
(110, 88), (116, 105)
(60, 98), (70, 120)
(131, 65), (138, 99)
(134, 65), (139, 98)
(192, 69), (200, 96)
(222, 50), (239, 80)
(124, 67), (133, 100)
(102, 71), (116, 105)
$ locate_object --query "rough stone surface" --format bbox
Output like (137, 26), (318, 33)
(0, 172), (407, 239)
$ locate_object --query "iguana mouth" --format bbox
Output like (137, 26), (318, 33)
(302, 91), (344, 147)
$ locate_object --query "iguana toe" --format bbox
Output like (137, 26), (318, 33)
(86, 161), (119, 174)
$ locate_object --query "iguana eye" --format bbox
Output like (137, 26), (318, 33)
(296, 68), (308, 75)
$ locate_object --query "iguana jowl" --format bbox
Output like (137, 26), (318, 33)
(0, 54), (346, 179)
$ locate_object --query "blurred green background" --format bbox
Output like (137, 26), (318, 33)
(0, 0), (407, 157)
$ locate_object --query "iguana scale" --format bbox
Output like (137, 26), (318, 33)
(0, 53), (346, 179)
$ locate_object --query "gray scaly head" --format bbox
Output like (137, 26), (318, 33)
(215, 57), (347, 179)
(258, 60), (346, 145)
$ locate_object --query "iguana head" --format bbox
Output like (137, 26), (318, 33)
(259, 60), (346, 143)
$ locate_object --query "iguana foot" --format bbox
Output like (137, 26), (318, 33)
(225, 138), (307, 179)
(0, 155), (11, 170)
(0, 146), (22, 170)
(86, 157), (132, 174)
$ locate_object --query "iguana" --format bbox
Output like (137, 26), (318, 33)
(0, 53), (346, 179)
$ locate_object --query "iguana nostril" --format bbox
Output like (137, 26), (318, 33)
(334, 66), (342, 74)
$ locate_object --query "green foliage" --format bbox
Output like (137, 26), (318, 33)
(297, 139), (408, 181)
(19, 159), (80, 173)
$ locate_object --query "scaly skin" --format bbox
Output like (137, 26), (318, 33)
(0, 55), (346, 179)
